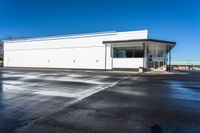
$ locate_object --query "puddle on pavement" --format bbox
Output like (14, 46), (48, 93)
(169, 81), (200, 101)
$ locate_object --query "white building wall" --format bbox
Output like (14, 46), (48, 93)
(4, 30), (148, 69)
(113, 58), (143, 69)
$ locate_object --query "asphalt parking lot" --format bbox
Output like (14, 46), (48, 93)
(0, 68), (200, 133)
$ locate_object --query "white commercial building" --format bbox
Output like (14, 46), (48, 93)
(3, 30), (176, 71)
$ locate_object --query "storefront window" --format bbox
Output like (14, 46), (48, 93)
(113, 47), (144, 58)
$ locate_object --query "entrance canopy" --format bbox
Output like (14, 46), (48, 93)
(103, 39), (176, 71)
(103, 38), (176, 49)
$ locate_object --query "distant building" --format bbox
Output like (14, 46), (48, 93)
(3, 30), (176, 71)
(172, 60), (200, 70)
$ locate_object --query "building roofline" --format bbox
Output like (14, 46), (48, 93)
(103, 38), (176, 45)
(3, 30), (148, 43)
(4, 31), (117, 43)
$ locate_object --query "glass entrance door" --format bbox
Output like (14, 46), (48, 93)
(147, 44), (168, 71)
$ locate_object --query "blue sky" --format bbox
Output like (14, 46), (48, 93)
(0, 0), (200, 61)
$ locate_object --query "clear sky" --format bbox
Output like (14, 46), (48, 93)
(0, 0), (199, 61)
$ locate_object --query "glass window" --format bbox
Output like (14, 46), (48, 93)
(134, 51), (144, 57)
(126, 50), (134, 57)
(117, 50), (126, 58)
(113, 47), (144, 58)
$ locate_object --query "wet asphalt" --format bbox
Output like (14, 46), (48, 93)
(0, 69), (200, 133)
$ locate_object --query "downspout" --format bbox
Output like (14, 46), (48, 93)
(105, 44), (107, 71)
(143, 43), (145, 72)
(111, 44), (113, 70)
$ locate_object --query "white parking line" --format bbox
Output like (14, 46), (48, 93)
(27, 77), (128, 125)
(33, 77), (127, 100)
(75, 77), (128, 101)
